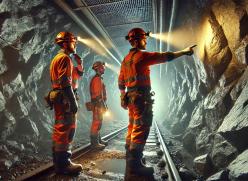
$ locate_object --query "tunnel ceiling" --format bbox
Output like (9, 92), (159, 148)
(68, 0), (157, 57)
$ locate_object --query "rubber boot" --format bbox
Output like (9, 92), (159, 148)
(54, 151), (82, 175)
(52, 147), (59, 171)
(90, 135), (105, 150)
(127, 150), (154, 176)
(126, 148), (145, 168)
(98, 133), (108, 146)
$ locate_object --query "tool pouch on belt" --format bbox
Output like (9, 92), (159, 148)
(44, 91), (53, 110)
(85, 102), (93, 111)
(96, 99), (108, 113)
(100, 100), (108, 113)
(128, 91), (154, 126)
(120, 92), (129, 109)
(50, 90), (64, 104)
(44, 89), (64, 110)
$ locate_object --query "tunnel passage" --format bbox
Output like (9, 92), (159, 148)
(0, 0), (248, 180)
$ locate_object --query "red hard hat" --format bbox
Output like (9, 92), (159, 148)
(55, 32), (77, 45)
(92, 61), (105, 71)
(125, 28), (150, 42)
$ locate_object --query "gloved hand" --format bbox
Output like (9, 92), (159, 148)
(120, 93), (128, 110)
(73, 54), (82, 64)
(182, 45), (196, 56)
(63, 86), (78, 113)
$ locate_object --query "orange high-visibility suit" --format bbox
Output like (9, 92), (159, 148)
(50, 50), (76, 152)
(118, 48), (170, 152)
(90, 75), (106, 137)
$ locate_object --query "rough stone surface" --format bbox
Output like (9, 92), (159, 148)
(235, 36), (248, 65)
(212, 0), (247, 50)
(210, 134), (238, 169)
(165, 0), (248, 177)
(0, 49), (7, 74)
(228, 149), (248, 180)
(179, 167), (197, 181)
(0, 91), (5, 112)
(193, 154), (213, 177)
(6, 140), (25, 152)
(2, 73), (25, 99)
(230, 67), (248, 101)
(218, 81), (248, 151)
(0, 16), (35, 47)
(206, 169), (229, 181)
(0, 110), (16, 140)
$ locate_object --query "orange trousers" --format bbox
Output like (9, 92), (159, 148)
(125, 91), (153, 152)
(90, 106), (103, 136)
(52, 100), (76, 152)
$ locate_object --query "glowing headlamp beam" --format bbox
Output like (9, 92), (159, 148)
(54, 0), (121, 65)
(77, 36), (107, 56)
(105, 62), (120, 74)
(104, 110), (111, 117)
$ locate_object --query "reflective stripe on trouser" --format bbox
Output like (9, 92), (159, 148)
(90, 106), (103, 136)
(126, 103), (151, 152)
(52, 103), (77, 152)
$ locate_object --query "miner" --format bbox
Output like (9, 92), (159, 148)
(49, 32), (83, 175)
(89, 61), (108, 149)
(118, 28), (195, 176)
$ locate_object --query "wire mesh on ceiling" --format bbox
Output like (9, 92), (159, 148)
(84, 0), (125, 6)
(83, 0), (154, 51)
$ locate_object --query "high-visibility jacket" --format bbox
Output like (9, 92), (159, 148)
(50, 50), (73, 89)
(119, 48), (170, 152)
(89, 74), (106, 136)
(72, 63), (84, 90)
(49, 50), (76, 152)
(90, 75), (106, 102)
(118, 48), (169, 91)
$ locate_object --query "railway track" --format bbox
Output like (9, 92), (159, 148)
(17, 121), (182, 181)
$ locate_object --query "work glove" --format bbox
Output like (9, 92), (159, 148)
(120, 93), (128, 110)
(73, 53), (82, 65)
(63, 86), (78, 114)
(183, 45), (196, 56)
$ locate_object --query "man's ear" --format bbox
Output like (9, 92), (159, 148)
(133, 40), (139, 47)
(62, 42), (68, 49)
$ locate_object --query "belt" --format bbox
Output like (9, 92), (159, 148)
(127, 86), (151, 92)
(53, 88), (63, 91)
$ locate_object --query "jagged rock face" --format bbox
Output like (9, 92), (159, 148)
(0, 0), (97, 160)
(0, 1), (127, 171)
(193, 154), (213, 177)
(228, 149), (248, 180)
(166, 0), (248, 178)
(206, 169), (229, 181)
(210, 134), (237, 169)
(218, 80), (248, 152)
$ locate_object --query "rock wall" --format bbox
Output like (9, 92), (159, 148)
(165, 0), (248, 179)
(0, 0), (103, 171)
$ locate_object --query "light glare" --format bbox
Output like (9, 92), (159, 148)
(77, 36), (107, 56)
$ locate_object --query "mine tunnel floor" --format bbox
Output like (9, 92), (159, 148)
(45, 128), (167, 181)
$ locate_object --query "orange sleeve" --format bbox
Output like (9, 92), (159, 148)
(118, 63), (125, 91)
(58, 55), (73, 88)
(90, 76), (102, 99)
(141, 51), (169, 66)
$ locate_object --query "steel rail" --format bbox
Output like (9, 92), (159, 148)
(154, 121), (182, 181)
(17, 126), (127, 181)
